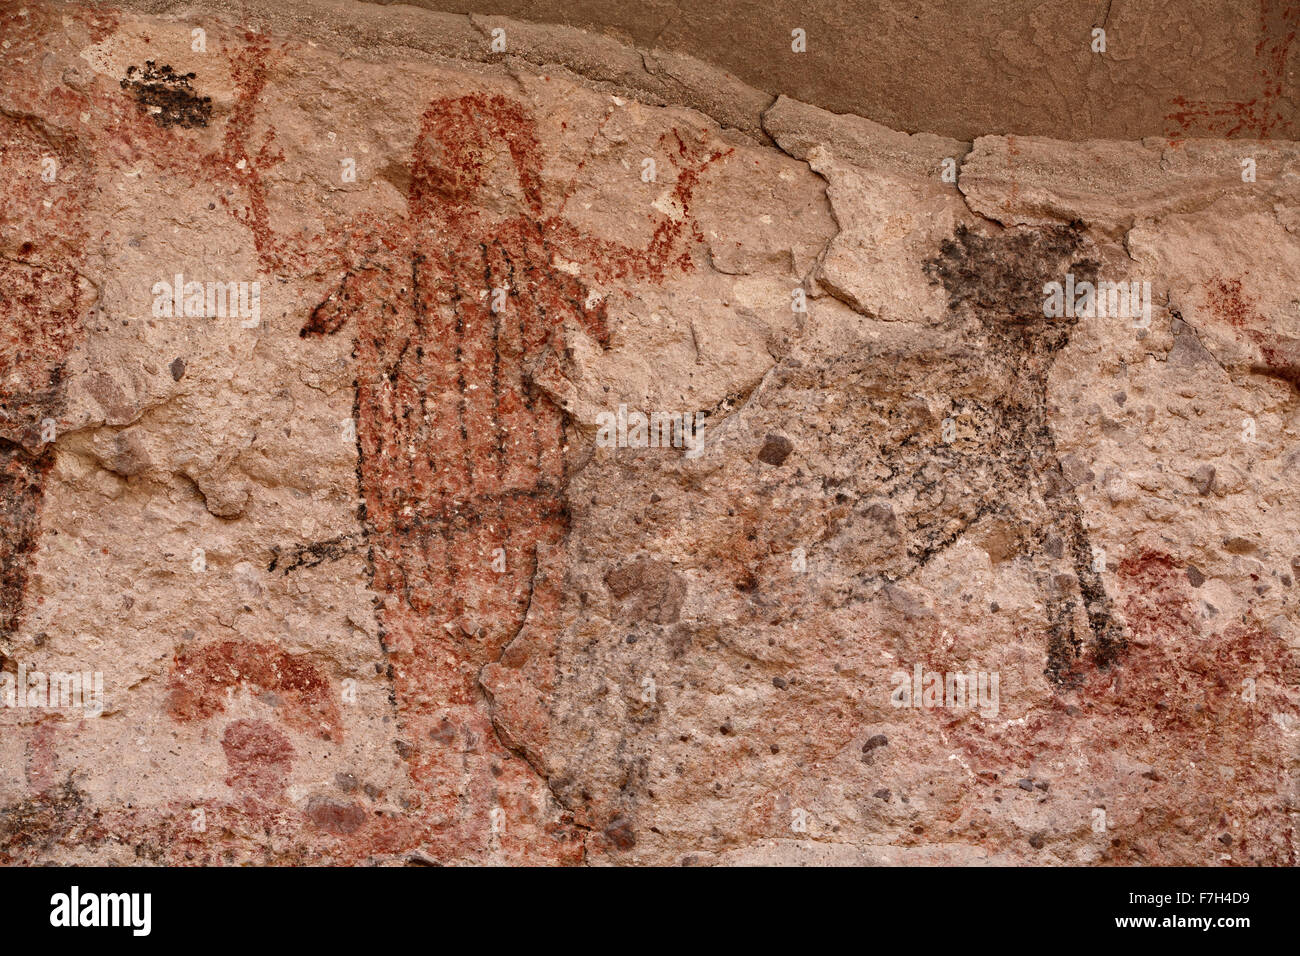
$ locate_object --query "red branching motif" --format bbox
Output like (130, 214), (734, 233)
(1165, 0), (1298, 139)
(0, 5), (730, 863)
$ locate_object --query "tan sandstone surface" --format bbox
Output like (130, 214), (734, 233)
(0, 0), (1297, 865)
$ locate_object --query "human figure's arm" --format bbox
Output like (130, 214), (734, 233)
(544, 129), (733, 286)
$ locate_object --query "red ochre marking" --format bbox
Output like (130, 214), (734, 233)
(167, 639), (341, 742)
(221, 719), (295, 799)
(1, 10), (728, 862)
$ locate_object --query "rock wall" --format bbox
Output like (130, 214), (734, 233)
(0, 0), (1296, 865)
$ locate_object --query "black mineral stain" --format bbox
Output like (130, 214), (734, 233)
(920, 224), (1126, 685)
(0, 443), (53, 642)
(0, 780), (88, 861)
(120, 62), (212, 129)
(267, 533), (361, 574)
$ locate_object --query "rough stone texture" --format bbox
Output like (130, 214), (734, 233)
(0, 0), (1296, 866)
(383, 0), (1300, 142)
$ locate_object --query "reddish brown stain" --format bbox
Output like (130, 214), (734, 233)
(0, 113), (92, 644)
(305, 795), (368, 835)
(221, 719), (295, 799)
(1204, 274), (1300, 388)
(1115, 550), (1199, 641)
(167, 639), (341, 741)
(24, 722), (61, 792)
(938, 550), (1299, 863)
(298, 93), (726, 858)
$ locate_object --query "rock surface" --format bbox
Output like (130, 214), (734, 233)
(380, 0), (1300, 141)
(0, 0), (1296, 865)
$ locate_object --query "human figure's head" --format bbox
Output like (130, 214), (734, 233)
(408, 94), (544, 224)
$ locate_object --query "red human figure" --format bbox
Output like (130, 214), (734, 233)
(0, 116), (91, 646)
(301, 93), (728, 858)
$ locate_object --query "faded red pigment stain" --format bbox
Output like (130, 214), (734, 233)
(1165, 0), (1298, 139)
(300, 92), (728, 860)
(0, 106), (93, 647)
(167, 641), (342, 826)
(1113, 550), (1200, 641)
(1204, 274), (1300, 388)
(0, 8), (391, 862)
(221, 719), (295, 800)
(2, 6), (729, 862)
(167, 639), (342, 741)
(304, 795), (368, 836)
(932, 551), (1298, 864)
(24, 722), (62, 793)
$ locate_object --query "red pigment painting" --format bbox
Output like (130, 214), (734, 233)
(928, 551), (1298, 864)
(1, 10), (728, 862)
(296, 93), (729, 859)
(0, 106), (93, 648)
(1203, 274), (1300, 389)
(1165, 0), (1298, 139)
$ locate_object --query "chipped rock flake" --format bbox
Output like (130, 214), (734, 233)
(0, 0), (1296, 868)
